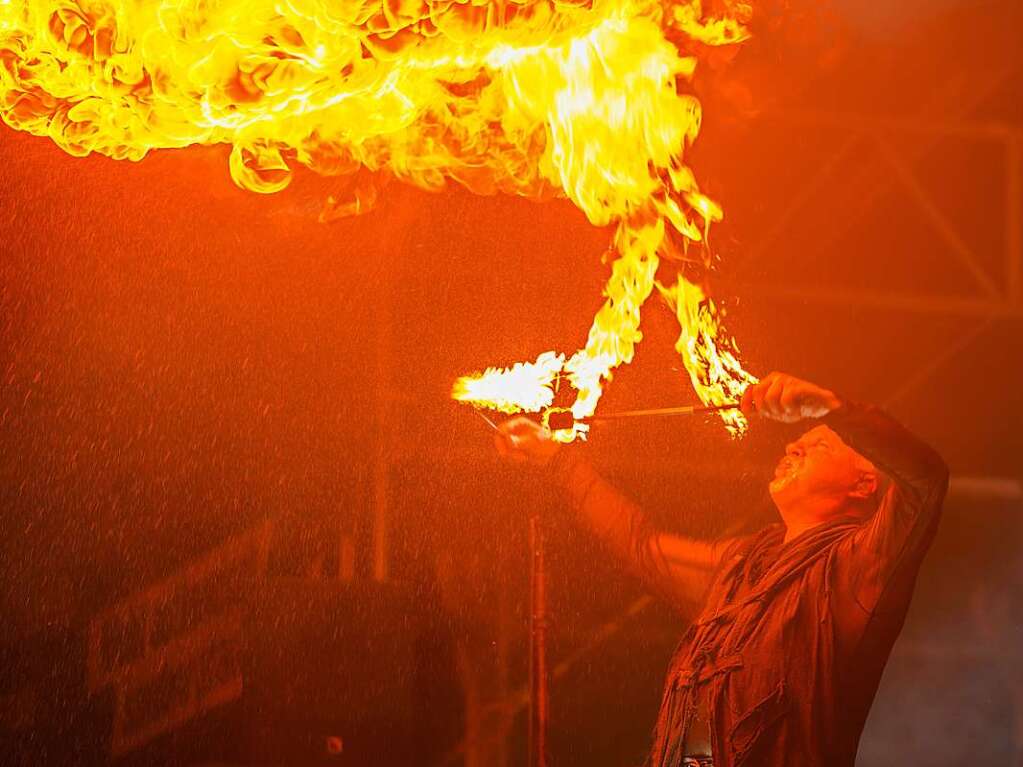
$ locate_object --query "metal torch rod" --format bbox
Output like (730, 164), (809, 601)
(473, 403), (742, 433)
(583, 402), (740, 422)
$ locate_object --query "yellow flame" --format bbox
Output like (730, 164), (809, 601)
(453, 351), (564, 415)
(1, 0), (738, 202)
(0, 0), (757, 439)
(661, 276), (757, 433)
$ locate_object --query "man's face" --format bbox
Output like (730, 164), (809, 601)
(769, 425), (874, 513)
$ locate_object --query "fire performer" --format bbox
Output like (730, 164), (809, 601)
(495, 371), (948, 767)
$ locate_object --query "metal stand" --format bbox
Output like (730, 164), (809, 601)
(528, 514), (549, 767)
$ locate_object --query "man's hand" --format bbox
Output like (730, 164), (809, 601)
(740, 371), (842, 423)
(495, 416), (561, 466)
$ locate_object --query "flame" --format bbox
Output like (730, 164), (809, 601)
(0, 0), (757, 439)
(661, 276), (757, 433)
(452, 351), (564, 415)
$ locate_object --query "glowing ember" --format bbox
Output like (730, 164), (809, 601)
(0, 0), (757, 440)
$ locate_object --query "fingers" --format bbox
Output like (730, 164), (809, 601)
(495, 417), (528, 459)
(494, 415), (559, 466)
(498, 416), (545, 448)
(742, 372), (839, 423)
(740, 377), (761, 416)
(740, 372), (809, 423)
(741, 371), (778, 418)
(502, 416), (543, 437)
(779, 383), (805, 421)
(740, 385), (754, 415)
(762, 374), (790, 421)
(494, 430), (529, 463)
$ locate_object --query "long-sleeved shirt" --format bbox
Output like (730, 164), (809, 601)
(552, 401), (949, 767)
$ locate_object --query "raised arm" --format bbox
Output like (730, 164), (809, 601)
(822, 401), (949, 617)
(553, 449), (732, 615)
(495, 417), (730, 617)
(741, 372), (949, 621)
(822, 401), (949, 516)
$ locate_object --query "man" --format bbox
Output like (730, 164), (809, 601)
(495, 372), (948, 767)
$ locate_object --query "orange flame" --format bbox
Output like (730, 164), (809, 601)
(661, 276), (757, 433)
(1, 0), (756, 439)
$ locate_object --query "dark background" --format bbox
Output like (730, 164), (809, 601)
(1, 0), (1021, 764)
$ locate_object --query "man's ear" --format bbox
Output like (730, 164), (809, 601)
(849, 470), (878, 501)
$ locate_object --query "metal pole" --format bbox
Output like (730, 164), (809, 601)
(528, 513), (549, 767)
(1006, 134), (1021, 305)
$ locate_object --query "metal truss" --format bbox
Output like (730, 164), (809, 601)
(730, 111), (1022, 319)
(724, 50), (1021, 316)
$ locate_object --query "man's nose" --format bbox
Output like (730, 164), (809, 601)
(785, 443), (804, 458)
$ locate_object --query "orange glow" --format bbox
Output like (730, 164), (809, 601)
(1, 0), (756, 440)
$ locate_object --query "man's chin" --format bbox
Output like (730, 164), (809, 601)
(769, 475), (796, 498)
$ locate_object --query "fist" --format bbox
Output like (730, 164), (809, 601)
(740, 372), (842, 423)
(495, 416), (561, 466)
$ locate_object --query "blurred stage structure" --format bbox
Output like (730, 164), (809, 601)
(86, 522), (267, 758)
(78, 518), (458, 766)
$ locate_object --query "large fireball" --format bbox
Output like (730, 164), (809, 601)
(1, 0), (757, 440)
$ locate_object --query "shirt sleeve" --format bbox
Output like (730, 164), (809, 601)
(824, 401), (949, 625)
(551, 450), (730, 618)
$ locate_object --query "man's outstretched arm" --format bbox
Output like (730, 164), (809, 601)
(495, 416), (730, 618)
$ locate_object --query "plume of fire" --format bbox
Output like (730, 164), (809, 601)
(0, 0), (757, 440)
(660, 276), (757, 434)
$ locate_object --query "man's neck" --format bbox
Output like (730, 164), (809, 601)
(777, 498), (845, 544)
